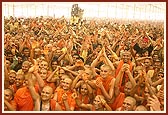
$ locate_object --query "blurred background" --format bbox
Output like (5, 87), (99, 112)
(2, 2), (166, 21)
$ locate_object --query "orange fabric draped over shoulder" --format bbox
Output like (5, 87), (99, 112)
(14, 86), (39, 111)
(115, 60), (133, 92)
(75, 94), (90, 111)
(109, 92), (125, 111)
(96, 75), (113, 95)
(14, 87), (32, 111)
(56, 90), (76, 111)
(50, 99), (57, 111)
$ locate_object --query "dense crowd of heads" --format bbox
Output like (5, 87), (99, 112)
(4, 16), (164, 111)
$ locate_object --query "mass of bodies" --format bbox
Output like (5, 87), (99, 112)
(4, 16), (164, 111)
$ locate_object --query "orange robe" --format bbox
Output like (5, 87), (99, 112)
(50, 99), (57, 111)
(95, 75), (124, 111)
(56, 89), (76, 111)
(115, 60), (133, 92)
(96, 75), (113, 95)
(109, 92), (125, 111)
(14, 86), (38, 111)
(75, 94), (90, 111)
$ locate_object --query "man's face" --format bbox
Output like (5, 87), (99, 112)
(144, 59), (151, 67)
(6, 54), (13, 63)
(22, 63), (30, 73)
(40, 61), (48, 70)
(17, 56), (23, 63)
(51, 61), (57, 70)
(124, 83), (132, 96)
(15, 74), (24, 87)
(153, 54), (159, 61)
(156, 72), (164, 80)
(93, 96), (103, 110)
(41, 86), (53, 101)
(154, 61), (161, 69)
(56, 49), (62, 56)
(96, 45), (102, 52)
(34, 49), (41, 58)
(100, 66), (111, 78)
(80, 84), (88, 95)
(72, 55), (79, 64)
(62, 78), (72, 90)
(144, 87), (150, 98)
(39, 69), (48, 79)
(5, 60), (11, 67)
(139, 39), (148, 48)
(133, 69), (138, 77)
(4, 90), (12, 101)
(122, 52), (131, 63)
(23, 49), (30, 57)
(122, 98), (135, 111)
(9, 73), (16, 84)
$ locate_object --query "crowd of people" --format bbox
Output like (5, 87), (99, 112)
(4, 15), (164, 111)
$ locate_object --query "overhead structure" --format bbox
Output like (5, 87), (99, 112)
(2, 2), (166, 21)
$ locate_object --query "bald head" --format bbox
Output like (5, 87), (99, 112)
(43, 86), (53, 94)
(101, 64), (112, 71)
(100, 64), (112, 78)
(121, 51), (131, 63)
(124, 82), (133, 96)
(135, 105), (147, 111)
(122, 96), (136, 111)
(125, 96), (136, 105)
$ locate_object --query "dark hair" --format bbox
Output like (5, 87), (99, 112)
(73, 53), (80, 58)
(52, 56), (58, 62)
(5, 50), (13, 56)
(77, 56), (84, 62)
(23, 47), (30, 51)
(16, 52), (22, 57)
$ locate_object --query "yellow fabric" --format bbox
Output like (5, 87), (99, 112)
(147, 70), (154, 78)
(81, 50), (88, 62)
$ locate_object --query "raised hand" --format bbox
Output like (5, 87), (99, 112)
(96, 78), (103, 88)
(147, 95), (161, 111)
(71, 90), (78, 99)
(62, 93), (68, 101)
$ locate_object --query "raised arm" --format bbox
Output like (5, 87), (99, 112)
(33, 70), (45, 89)
(102, 47), (115, 71)
(90, 49), (103, 76)
(62, 67), (79, 77)
(71, 92), (92, 110)
(46, 67), (59, 83)
(4, 100), (16, 111)
(99, 96), (112, 111)
(27, 74), (40, 102)
(95, 78), (113, 101)
(125, 66), (137, 88)
(114, 64), (125, 96)
(62, 93), (74, 111)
